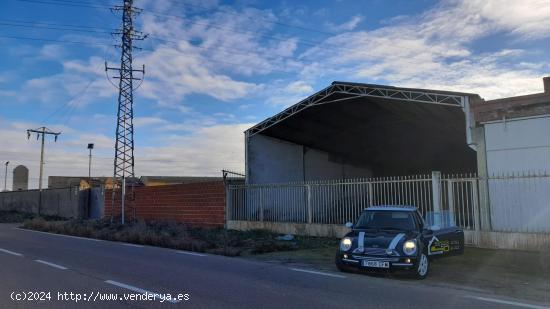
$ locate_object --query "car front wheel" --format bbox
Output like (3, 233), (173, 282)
(413, 252), (429, 279)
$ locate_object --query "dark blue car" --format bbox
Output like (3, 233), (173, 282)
(335, 205), (464, 279)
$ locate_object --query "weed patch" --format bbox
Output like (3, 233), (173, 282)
(21, 218), (337, 257)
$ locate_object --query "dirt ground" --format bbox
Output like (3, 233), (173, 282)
(244, 246), (550, 303)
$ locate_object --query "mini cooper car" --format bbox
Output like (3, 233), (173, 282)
(335, 205), (464, 279)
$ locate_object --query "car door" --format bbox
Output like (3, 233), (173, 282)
(424, 211), (464, 257)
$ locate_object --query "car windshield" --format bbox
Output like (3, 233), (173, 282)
(354, 210), (416, 231)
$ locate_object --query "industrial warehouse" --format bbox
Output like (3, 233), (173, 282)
(227, 77), (550, 250)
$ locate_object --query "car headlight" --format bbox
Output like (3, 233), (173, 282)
(340, 237), (352, 251)
(403, 239), (417, 256)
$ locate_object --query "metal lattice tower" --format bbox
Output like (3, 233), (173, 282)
(106, 0), (146, 223)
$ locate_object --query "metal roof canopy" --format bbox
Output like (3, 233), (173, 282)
(247, 82), (480, 176)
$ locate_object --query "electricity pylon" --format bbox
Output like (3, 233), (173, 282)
(105, 0), (146, 224)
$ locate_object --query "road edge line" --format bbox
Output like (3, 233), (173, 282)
(289, 268), (346, 278)
(465, 295), (550, 309)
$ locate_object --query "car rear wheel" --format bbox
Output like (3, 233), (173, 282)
(413, 252), (429, 279)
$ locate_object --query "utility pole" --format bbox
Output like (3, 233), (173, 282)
(105, 0), (146, 224)
(3, 161), (8, 192)
(27, 127), (61, 215)
(87, 143), (94, 186)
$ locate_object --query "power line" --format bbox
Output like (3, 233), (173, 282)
(0, 18), (116, 30)
(0, 34), (114, 46)
(18, 0), (333, 49)
(0, 21), (113, 33)
(164, 0), (335, 36)
(32, 0), (335, 36)
(17, 0), (112, 9)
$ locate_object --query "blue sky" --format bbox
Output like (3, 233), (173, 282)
(1, 0), (549, 188)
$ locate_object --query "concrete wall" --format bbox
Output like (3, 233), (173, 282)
(248, 134), (372, 184)
(0, 187), (86, 218)
(228, 221), (550, 252)
(483, 116), (550, 233)
(89, 187), (104, 219)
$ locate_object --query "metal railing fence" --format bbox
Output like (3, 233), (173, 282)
(227, 171), (550, 233)
(227, 173), (479, 229)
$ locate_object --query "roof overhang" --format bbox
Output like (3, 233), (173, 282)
(247, 82), (480, 138)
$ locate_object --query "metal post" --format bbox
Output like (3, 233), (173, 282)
(39, 132), (45, 192)
(259, 187), (263, 222)
(368, 182), (373, 207)
(306, 185), (312, 223)
(447, 180), (455, 215)
(431, 171), (442, 213)
(88, 149), (92, 182)
(3, 161), (8, 192)
(121, 176), (126, 225)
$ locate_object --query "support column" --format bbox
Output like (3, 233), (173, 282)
(474, 126), (492, 231)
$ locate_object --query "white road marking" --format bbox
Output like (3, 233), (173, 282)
(289, 268), (346, 278)
(177, 251), (206, 257)
(35, 259), (68, 270)
(466, 296), (550, 309)
(122, 243), (143, 248)
(15, 228), (102, 242)
(104, 280), (180, 304)
(0, 248), (23, 257)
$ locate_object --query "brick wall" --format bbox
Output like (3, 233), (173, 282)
(104, 181), (226, 228)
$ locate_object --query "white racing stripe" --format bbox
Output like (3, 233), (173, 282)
(177, 251), (206, 257)
(0, 248), (23, 256)
(289, 268), (346, 278)
(357, 232), (365, 253)
(466, 296), (550, 309)
(35, 259), (68, 270)
(388, 233), (405, 250)
(104, 280), (180, 304)
(15, 228), (102, 242)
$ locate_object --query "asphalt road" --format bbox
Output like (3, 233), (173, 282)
(1, 223), (549, 309)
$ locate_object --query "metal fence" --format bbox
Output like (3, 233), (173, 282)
(227, 173), (479, 230)
(487, 172), (550, 233)
(227, 172), (550, 233)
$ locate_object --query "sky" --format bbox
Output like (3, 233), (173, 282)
(0, 0), (549, 189)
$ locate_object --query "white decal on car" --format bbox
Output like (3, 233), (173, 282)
(357, 232), (365, 253)
(388, 233), (405, 250)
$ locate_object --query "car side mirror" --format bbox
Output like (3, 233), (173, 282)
(345, 222), (353, 229)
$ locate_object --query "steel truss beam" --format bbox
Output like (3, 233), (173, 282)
(247, 83), (468, 137)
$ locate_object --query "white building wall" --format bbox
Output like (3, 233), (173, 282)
(484, 115), (550, 232)
(247, 134), (373, 184)
(485, 116), (550, 173)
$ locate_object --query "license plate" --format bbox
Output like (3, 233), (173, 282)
(362, 260), (390, 268)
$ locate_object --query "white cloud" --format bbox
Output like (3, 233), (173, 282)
(134, 123), (250, 176)
(285, 80), (314, 94)
(299, 0), (550, 100)
(138, 45), (264, 102)
(327, 15), (364, 32)
(266, 80), (316, 107)
(19, 56), (115, 107)
(133, 117), (168, 127)
(460, 0), (550, 40)
(0, 118), (249, 188)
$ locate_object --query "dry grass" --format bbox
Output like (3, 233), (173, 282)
(0, 210), (63, 223)
(21, 218), (337, 257)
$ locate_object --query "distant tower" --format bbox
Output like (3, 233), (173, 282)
(13, 165), (29, 191)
